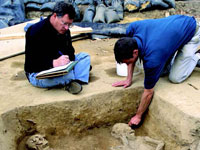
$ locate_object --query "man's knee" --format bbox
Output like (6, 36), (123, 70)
(168, 73), (183, 84)
(76, 52), (90, 61)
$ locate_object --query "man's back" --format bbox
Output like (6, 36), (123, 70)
(126, 15), (196, 89)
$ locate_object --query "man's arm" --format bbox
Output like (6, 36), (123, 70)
(128, 88), (154, 126)
(112, 62), (135, 88)
(64, 30), (75, 61)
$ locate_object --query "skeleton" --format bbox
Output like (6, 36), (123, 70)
(26, 134), (52, 150)
(111, 123), (165, 150)
(181, 140), (200, 150)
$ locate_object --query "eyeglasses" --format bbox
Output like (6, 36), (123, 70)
(59, 18), (73, 28)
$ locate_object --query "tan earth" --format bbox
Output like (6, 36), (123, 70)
(1, 2), (200, 150)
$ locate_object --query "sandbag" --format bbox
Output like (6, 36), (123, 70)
(151, 0), (169, 8)
(65, 0), (81, 21)
(75, 0), (94, 5)
(163, 0), (175, 8)
(54, 0), (66, 2)
(93, 0), (104, 5)
(124, 0), (140, 12)
(82, 4), (96, 22)
(112, 0), (124, 20)
(23, 0), (49, 4)
(26, 2), (41, 10)
(104, 0), (112, 6)
(104, 6), (120, 24)
(93, 4), (106, 23)
(40, 2), (56, 11)
(72, 1), (81, 21)
(139, 0), (151, 10)
(140, 0), (172, 10)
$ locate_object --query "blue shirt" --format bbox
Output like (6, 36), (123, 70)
(126, 15), (196, 89)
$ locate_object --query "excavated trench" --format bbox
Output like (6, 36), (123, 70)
(1, 86), (195, 150)
(2, 88), (144, 150)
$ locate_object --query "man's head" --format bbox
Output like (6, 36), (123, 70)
(50, 2), (75, 34)
(114, 37), (138, 64)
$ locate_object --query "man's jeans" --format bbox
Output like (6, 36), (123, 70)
(168, 22), (200, 83)
(27, 52), (90, 88)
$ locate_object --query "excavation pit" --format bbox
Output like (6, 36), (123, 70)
(3, 87), (145, 150)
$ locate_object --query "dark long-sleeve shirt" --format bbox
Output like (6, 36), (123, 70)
(24, 16), (75, 73)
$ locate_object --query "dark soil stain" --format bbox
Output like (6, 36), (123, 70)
(11, 62), (24, 68)
(89, 73), (99, 83)
(105, 68), (117, 77)
(10, 70), (26, 81)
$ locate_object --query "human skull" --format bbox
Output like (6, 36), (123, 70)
(26, 134), (49, 150)
(111, 123), (135, 139)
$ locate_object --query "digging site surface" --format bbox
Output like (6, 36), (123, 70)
(0, 1), (200, 150)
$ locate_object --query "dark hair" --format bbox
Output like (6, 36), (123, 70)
(53, 1), (75, 19)
(114, 37), (138, 64)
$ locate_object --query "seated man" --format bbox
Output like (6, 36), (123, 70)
(112, 15), (200, 128)
(24, 1), (91, 94)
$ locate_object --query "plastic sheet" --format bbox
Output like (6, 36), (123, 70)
(73, 22), (129, 38)
(0, 0), (25, 29)
(0, 19), (9, 29)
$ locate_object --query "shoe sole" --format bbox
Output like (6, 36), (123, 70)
(68, 81), (82, 94)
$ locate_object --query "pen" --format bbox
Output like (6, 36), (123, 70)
(59, 51), (63, 55)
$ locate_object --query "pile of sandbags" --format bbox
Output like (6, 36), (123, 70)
(82, 0), (124, 24)
(0, 0), (176, 29)
(124, 0), (175, 12)
(0, 0), (81, 29)
(24, 0), (81, 21)
(79, 0), (175, 23)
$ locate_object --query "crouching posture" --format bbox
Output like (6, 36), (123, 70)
(112, 15), (200, 128)
(24, 2), (91, 94)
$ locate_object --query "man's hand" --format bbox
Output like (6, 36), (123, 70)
(112, 79), (132, 88)
(112, 62), (135, 88)
(53, 55), (70, 67)
(128, 114), (141, 126)
(128, 88), (154, 127)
